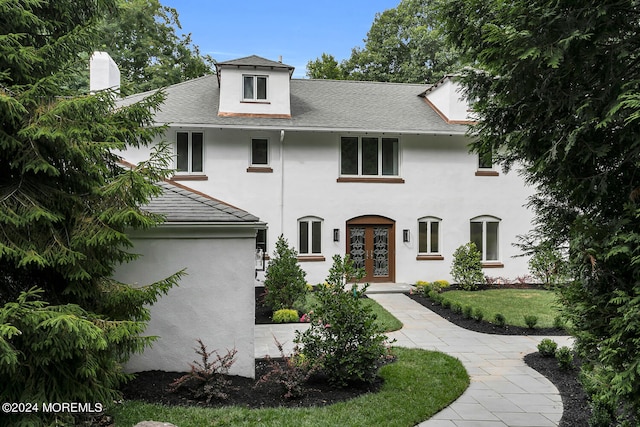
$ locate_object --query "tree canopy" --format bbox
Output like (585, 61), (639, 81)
(95, 0), (214, 94)
(437, 0), (640, 423)
(307, 0), (463, 83)
(0, 1), (180, 422)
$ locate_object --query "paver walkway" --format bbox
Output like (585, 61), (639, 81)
(255, 292), (573, 427)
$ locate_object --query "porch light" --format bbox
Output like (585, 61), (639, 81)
(333, 229), (340, 242)
(403, 229), (410, 243)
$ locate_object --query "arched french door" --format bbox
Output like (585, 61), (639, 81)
(346, 215), (395, 282)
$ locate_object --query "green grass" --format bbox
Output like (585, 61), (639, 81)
(363, 298), (404, 332)
(110, 347), (469, 427)
(296, 294), (403, 332)
(440, 289), (561, 328)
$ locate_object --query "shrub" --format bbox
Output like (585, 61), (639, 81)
(264, 235), (308, 310)
(450, 242), (485, 291)
(553, 315), (566, 330)
(442, 298), (451, 309)
(556, 346), (574, 370)
(537, 339), (558, 357)
(451, 303), (463, 314)
(472, 308), (484, 322)
(255, 338), (318, 399)
(528, 244), (570, 288)
(428, 290), (443, 305)
(462, 305), (473, 319)
(294, 255), (391, 387)
(170, 339), (238, 402)
(524, 314), (539, 329)
(494, 313), (506, 327)
(432, 279), (450, 290)
(272, 309), (299, 323)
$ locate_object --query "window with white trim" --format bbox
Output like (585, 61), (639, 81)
(418, 217), (441, 254)
(298, 216), (322, 255)
(340, 136), (399, 176)
(176, 131), (203, 173)
(470, 216), (500, 261)
(243, 75), (268, 101)
(251, 138), (269, 166)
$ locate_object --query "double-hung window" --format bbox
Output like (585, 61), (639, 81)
(298, 217), (322, 255)
(176, 131), (203, 173)
(478, 149), (493, 169)
(470, 216), (500, 262)
(243, 75), (268, 101)
(340, 136), (399, 176)
(418, 217), (441, 255)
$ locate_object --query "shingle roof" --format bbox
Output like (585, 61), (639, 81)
(216, 55), (294, 71)
(144, 181), (259, 223)
(121, 75), (465, 134)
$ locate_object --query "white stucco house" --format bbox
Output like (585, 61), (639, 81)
(114, 54), (535, 286)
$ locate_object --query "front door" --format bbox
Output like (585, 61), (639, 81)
(346, 216), (395, 282)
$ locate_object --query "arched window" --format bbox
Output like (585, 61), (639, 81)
(470, 216), (501, 261)
(298, 216), (323, 255)
(418, 216), (442, 255)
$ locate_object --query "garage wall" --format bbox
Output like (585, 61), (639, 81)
(112, 224), (257, 378)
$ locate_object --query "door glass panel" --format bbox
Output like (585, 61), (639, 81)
(362, 137), (379, 175)
(349, 227), (366, 270)
(373, 227), (389, 277)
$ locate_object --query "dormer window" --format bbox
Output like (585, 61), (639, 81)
(243, 75), (267, 101)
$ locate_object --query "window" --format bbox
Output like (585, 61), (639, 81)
(470, 216), (500, 261)
(298, 217), (322, 255)
(243, 75), (267, 101)
(418, 217), (441, 254)
(176, 131), (203, 173)
(478, 149), (493, 169)
(340, 136), (399, 176)
(255, 229), (267, 271)
(251, 138), (269, 165)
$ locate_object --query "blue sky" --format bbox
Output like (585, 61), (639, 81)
(161, 0), (401, 78)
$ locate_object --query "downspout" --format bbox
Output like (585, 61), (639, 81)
(279, 129), (285, 235)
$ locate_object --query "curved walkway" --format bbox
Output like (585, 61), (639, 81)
(254, 292), (573, 427)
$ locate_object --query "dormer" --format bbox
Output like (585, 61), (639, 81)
(419, 75), (476, 124)
(215, 55), (294, 118)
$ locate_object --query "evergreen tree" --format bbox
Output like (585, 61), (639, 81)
(438, 0), (640, 422)
(0, 1), (181, 423)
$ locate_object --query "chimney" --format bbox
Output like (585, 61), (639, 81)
(90, 51), (121, 94)
(278, 55), (282, 63)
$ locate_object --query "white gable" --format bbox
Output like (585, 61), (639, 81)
(422, 76), (475, 123)
(216, 57), (293, 118)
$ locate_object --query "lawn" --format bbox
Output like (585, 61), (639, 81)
(296, 293), (403, 332)
(110, 348), (469, 427)
(441, 289), (561, 328)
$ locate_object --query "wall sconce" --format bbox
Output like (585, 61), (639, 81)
(403, 229), (410, 243)
(333, 229), (340, 242)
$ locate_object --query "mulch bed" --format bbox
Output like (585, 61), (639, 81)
(120, 287), (591, 426)
(121, 360), (383, 409)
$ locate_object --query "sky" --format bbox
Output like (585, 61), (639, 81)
(161, 0), (402, 78)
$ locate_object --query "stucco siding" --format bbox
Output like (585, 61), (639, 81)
(113, 227), (256, 378)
